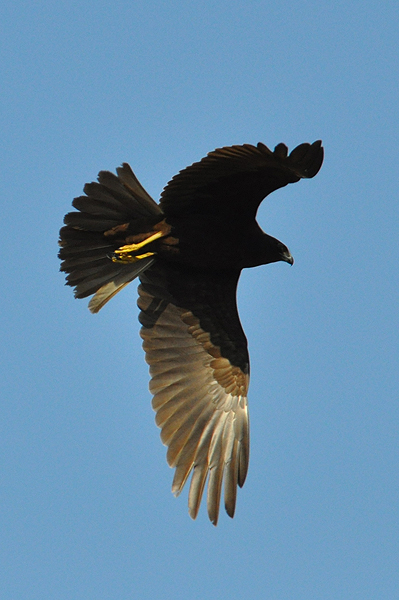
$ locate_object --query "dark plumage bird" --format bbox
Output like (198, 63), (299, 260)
(59, 140), (324, 525)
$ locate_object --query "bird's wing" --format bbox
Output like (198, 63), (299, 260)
(138, 264), (250, 525)
(160, 140), (323, 219)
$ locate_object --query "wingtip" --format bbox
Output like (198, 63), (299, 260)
(308, 140), (324, 178)
(287, 139), (324, 179)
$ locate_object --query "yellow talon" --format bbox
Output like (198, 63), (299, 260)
(135, 252), (155, 259)
(114, 230), (165, 255)
(111, 251), (155, 264)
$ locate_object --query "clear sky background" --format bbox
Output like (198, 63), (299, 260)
(1, 1), (398, 598)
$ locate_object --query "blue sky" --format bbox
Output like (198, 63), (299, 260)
(1, 1), (398, 598)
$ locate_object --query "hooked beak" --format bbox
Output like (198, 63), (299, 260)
(283, 250), (294, 266)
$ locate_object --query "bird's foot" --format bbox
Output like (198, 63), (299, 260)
(112, 230), (166, 263)
(111, 250), (155, 264)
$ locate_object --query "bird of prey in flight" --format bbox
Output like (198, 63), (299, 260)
(59, 140), (324, 525)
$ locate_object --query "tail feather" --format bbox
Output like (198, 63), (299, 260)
(59, 163), (162, 311)
(72, 195), (125, 219)
(63, 211), (123, 231)
(116, 163), (160, 213)
(88, 257), (155, 313)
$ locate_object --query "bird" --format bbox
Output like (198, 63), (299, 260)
(59, 139), (324, 525)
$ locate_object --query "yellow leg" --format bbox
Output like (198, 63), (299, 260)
(114, 230), (165, 256)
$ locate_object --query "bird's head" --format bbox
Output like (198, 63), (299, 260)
(258, 233), (294, 267)
(275, 239), (294, 265)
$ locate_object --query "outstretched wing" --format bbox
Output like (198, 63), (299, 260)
(160, 140), (323, 219)
(138, 263), (249, 525)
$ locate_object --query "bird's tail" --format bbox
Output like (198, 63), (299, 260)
(59, 163), (164, 313)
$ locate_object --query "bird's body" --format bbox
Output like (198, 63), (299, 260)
(59, 140), (323, 524)
(140, 218), (279, 270)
